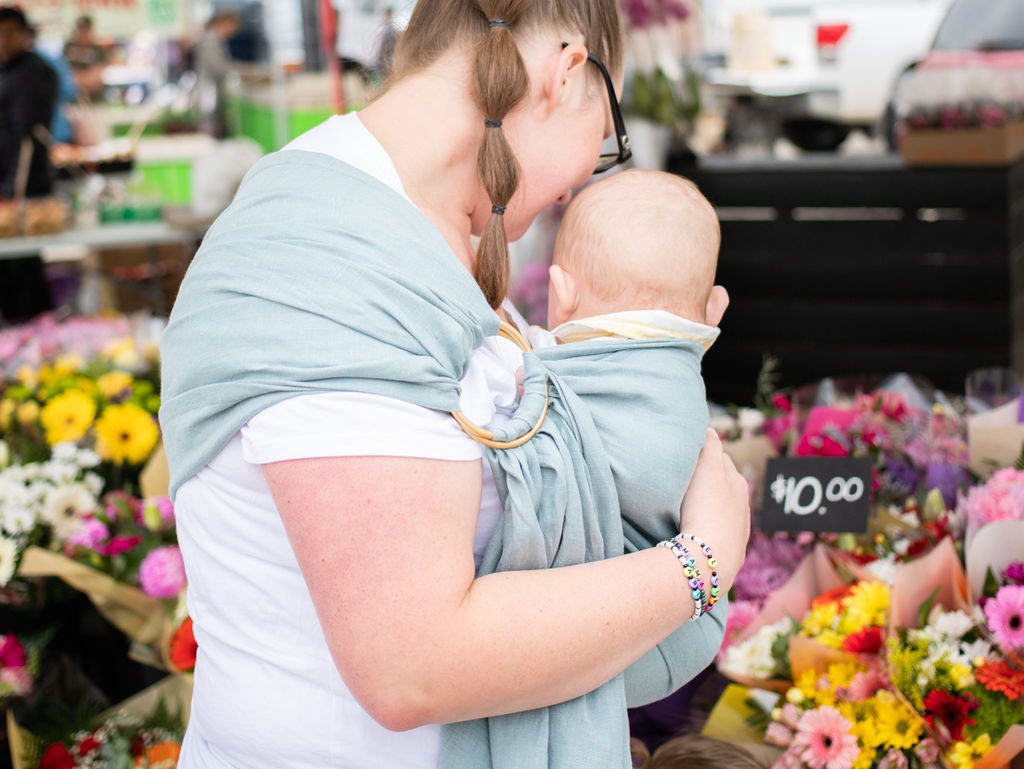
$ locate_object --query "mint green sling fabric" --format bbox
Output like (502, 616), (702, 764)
(440, 339), (728, 769)
(158, 149), (726, 769)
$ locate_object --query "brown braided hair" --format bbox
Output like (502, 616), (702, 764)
(392, 0), (623, 308)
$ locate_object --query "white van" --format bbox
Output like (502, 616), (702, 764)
(702, 0), (954, 150)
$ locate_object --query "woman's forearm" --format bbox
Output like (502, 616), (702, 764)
(266, 441), (748, 732)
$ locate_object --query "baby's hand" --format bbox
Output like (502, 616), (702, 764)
(516, 365), (525, 400)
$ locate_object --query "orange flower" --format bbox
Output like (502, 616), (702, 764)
(975, 658), (1024, 700)
(168, 616), (197, 672)
(813, 584), (857, 609)
(133, 741), (180, 767)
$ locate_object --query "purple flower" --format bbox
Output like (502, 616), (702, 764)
(883, 457), (920, 495)
(1003, 562), (1024, 586)
(924, 461), (968, 508)
(138, 545), (187, 598)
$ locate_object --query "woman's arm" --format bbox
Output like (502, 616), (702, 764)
(264, 430), (749, 731)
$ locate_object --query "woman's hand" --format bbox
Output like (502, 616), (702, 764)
(678, 428), (751, 592)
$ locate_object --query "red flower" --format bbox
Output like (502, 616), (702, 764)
(905, 537), (934, 560)
(77, 735), (101, 756)
(842, 626), (884, 655)
(169, 616), (198, 672)
(975, 658), (1024, 701)
(102, 535), (141, 557)
(772, 393), (793, 413)
(39, 743), (75, 769)
(923, 689), (979, 742)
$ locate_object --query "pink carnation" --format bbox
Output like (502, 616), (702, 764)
(138, 545), (187, 598)
(849, 668), (889, 700)
(716, 599), (760, 661)
(959, 468), (1024, 526)
(765, 721), (795, 748)
(878, 749), (908, 769)
(67, 517), (109, 551)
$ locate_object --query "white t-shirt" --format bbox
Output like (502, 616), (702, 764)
(177, 113), (525, 769)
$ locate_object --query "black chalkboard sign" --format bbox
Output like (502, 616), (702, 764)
(760, 456), (874, 534)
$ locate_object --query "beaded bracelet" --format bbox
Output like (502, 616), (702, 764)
(680, 533), (721, 611)
(658, 537), (705, 621)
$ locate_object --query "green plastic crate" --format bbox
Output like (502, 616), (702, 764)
(138, 160), (192, 206)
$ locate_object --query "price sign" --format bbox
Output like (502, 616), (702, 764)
(759, 456), (873, 534)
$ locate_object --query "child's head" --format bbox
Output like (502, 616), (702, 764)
(631, 734), (772, 769)
(548, 169), (721, 329)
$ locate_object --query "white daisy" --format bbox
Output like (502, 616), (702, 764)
(932, 609), (976, 640)
(40, 483), (98, 542)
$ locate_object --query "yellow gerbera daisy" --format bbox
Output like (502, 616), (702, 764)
(840, 581), (890, 633)
(949, 735), (992, 769)
(801, 602), (839, 636)
(39, 390), (96, 445)
(852, 746), (875, 769)
(97, 371), (134, 400)
(94, 403), (159, 464)
(874, 699), (923, 751)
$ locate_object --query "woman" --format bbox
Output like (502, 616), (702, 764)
(159, 0), (751, 767)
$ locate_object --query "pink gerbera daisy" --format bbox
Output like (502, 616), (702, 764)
(793, 706), (860, 769)
(984, 585), (1024, 652)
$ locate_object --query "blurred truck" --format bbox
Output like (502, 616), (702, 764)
(702, 0), (954, 151)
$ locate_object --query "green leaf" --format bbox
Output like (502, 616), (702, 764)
(982, 565), (1001, 600)
(1015, 440), (1024, 470)
(918, 585), (942, 628)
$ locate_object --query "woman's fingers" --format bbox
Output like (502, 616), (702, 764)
(678, 428), (752, 590)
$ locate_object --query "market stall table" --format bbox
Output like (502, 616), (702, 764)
(0, 221), (200, 317)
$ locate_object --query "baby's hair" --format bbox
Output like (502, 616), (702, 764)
(554, 169), (720, 321)
(632, 734), (772, 769)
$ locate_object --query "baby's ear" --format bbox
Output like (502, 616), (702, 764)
(547, 264), (579, 328)
(704, 285), (730, 327)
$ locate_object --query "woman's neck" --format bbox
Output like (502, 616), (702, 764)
(360, 56), (484, 275)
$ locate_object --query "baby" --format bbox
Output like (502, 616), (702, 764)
(529, 168), (725, 554)
(445, 169), (729, 765)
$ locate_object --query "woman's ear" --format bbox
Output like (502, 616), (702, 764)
(545, 42), (589, 114)
(548, 263), (580, 328)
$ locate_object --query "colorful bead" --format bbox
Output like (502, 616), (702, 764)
(710, 585), (721, 597)
(707, 557), (718, 568)
(688, 577), (700, 589)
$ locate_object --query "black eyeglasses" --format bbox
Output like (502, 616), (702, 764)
(563, 42), (631, 174)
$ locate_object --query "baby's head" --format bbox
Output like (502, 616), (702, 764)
(548, 169), (721, 329)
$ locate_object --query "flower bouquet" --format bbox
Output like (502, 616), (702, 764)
(4, 470), (184, 653)
(0, 632), (45, 708)
(0, 340), (162, 489)
(10, 674), (190, 769)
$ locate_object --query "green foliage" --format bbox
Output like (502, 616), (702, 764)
(982, 566), (1002, 601)
(1015, 440), (1024, 470)
(625, 67), (701, 134)
(964, 683), (1024, 744)
(918, 585), (942, 629)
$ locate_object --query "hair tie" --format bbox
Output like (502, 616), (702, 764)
(484, 118), (502, 128)
(491, 205), (506, 215)
(488, 19), (510, 27)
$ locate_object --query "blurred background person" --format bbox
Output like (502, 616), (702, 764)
(0, 5), (57, 199)
(0, 5), (56, 321)
(195, 11), (240, 139)
(32, 26), (77, 144)
(63, 15), (106, 102)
